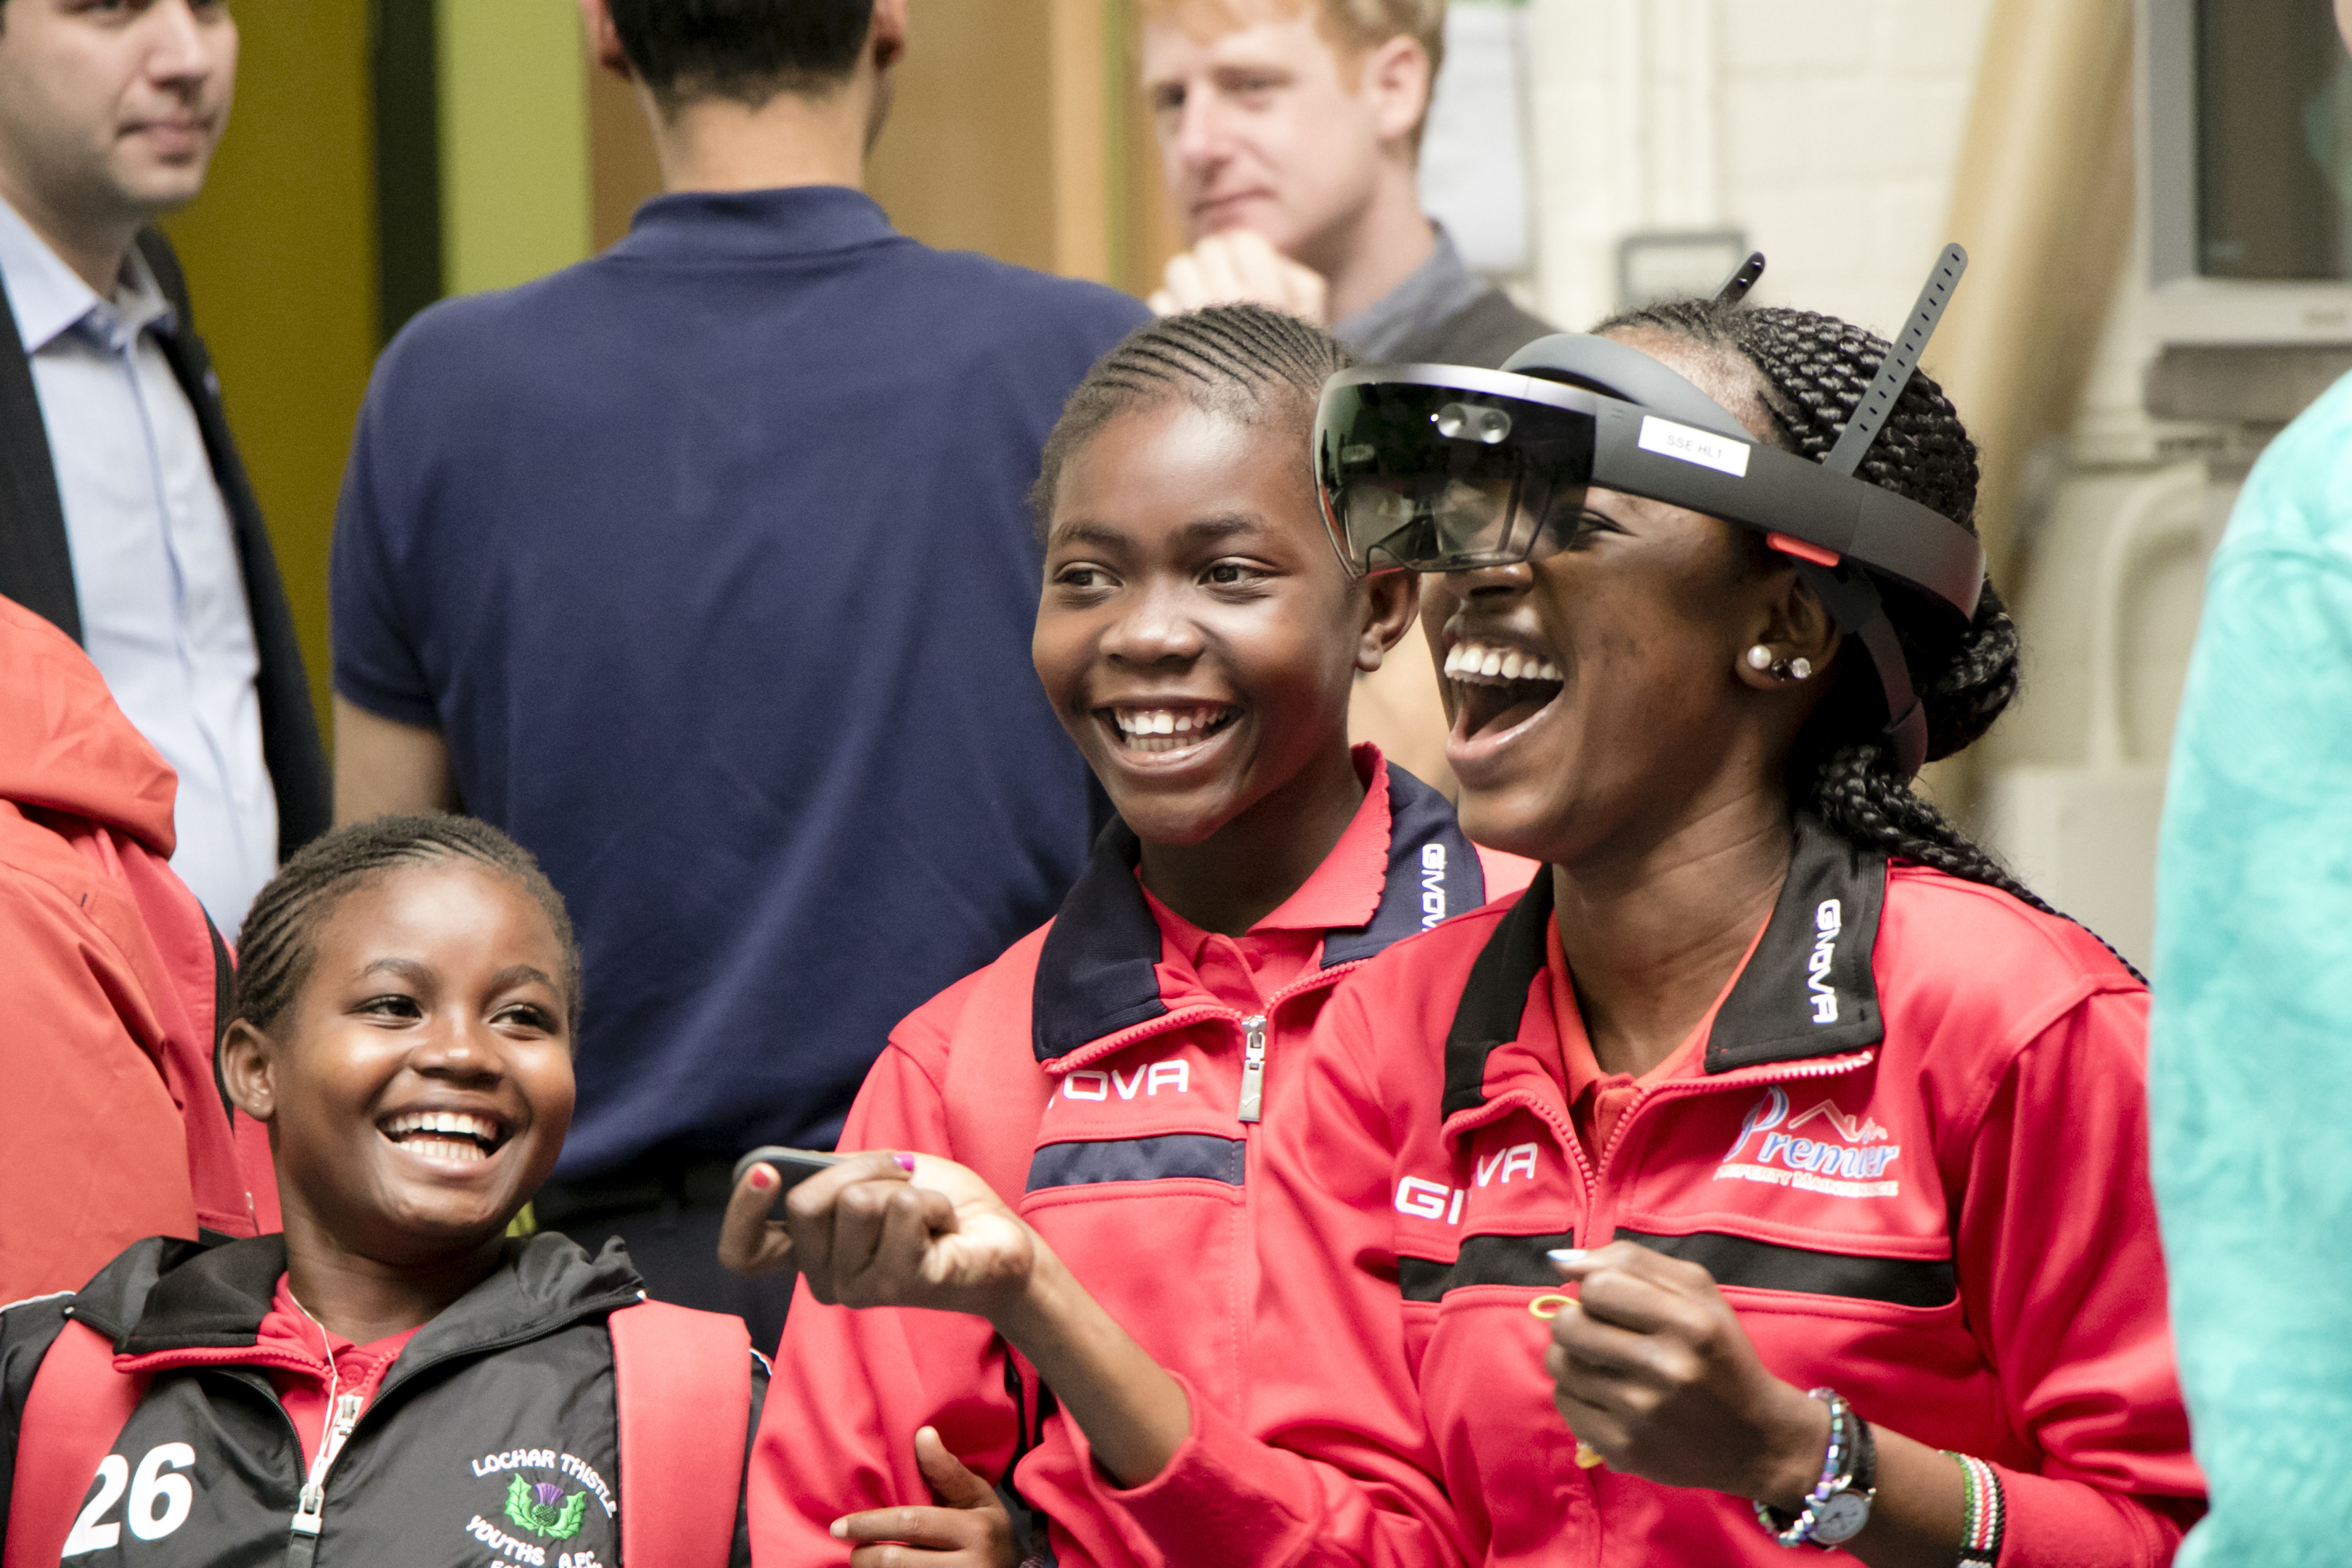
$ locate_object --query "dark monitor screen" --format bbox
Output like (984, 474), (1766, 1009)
(2197, 0), (2352, 279)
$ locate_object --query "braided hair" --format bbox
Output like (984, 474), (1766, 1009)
(1595, 298), (2072, 928)
(1030, 303), (1353, 536)
(234, 814), (582, 1037)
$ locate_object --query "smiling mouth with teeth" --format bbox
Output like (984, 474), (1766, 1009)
(379, 1109), (509, 1164)
(1106, 705), (1239, 755)
(1444, 640), (1566, 739)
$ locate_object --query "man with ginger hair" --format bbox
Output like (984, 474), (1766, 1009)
(1141, 0), (1549, 365)
(1141, 0), (1551, 791)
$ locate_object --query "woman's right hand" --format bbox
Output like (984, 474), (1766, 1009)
(784, 1151), (1042, 1320)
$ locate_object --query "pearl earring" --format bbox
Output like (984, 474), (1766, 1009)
(1768, 656), (1813, 682)
(1745, 645), (1773, 671)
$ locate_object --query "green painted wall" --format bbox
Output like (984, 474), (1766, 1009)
(436, 0), (592, 295)
(161, 0), (378, 735)
(159, 0), (599, 746)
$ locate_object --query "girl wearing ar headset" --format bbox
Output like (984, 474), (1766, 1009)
(1194, 261), (2208, 1567)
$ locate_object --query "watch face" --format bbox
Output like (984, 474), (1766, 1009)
(1813, 1490), (1872, 1544)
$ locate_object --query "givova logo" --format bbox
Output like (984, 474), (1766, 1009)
(1807, 899), (1842, 1024)
(1716, 1085), (1900, 1199)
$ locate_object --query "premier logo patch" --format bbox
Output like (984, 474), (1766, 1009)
(1716, 1085), (1900, 1199)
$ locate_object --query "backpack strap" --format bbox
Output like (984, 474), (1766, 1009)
(3, 1319), (144, 1568)
(608, 1299), (753, 1568)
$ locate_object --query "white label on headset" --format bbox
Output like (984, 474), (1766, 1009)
(1638, 416), (1750, 478)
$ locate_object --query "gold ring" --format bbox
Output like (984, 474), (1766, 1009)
(1528, 1293), (1574, 1320)
(1575, 1441), (1605, 1469)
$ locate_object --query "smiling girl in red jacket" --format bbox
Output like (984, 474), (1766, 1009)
(722, 305), (1527, 1568)
(1212, 295), (2208, 1567)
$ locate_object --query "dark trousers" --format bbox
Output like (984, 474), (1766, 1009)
(536, 1156), (796, 1354)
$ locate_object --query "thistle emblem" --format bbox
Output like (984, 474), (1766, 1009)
(504, 1476), (588, 1540)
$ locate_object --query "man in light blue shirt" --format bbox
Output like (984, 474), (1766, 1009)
(0, 0), (326, 928)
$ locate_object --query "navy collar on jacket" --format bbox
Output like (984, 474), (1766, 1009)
(1032, 762), (1483, 1063)
(1440, 813), (1889, 1119)
(610, 184), (904, 265)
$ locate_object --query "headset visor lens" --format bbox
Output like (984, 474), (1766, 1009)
(1316, 379), (1595, 573)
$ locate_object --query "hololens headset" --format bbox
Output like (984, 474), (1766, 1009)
(1312, 244), (1983, 778)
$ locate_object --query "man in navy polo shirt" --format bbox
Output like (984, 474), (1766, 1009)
(330, 0), (1146, 1342)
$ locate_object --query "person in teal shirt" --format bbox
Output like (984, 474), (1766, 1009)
(2152, 343), (2352, 1557)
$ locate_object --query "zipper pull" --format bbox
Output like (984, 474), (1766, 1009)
(289, 1395), (364, 1542)
(1237, 1014), (1268, 1124)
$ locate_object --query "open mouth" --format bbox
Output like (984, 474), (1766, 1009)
(1444, 640), (1565, 740)
(1102, 703), (1240, 758)
(378, 1109), (510, 1164)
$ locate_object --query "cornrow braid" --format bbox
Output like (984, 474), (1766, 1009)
(1031, 303), (1355, 536)
(234, 813), (583, 1037)
(1596, 298), (2128, 964)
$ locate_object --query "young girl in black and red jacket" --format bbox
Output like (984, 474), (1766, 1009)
(0, 815), (763, 1568)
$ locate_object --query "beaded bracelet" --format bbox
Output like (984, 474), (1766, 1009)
(1749, 1388), (1850, 1548)
(1945, 1451), (2005, 1566)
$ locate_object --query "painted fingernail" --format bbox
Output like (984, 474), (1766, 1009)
(893, 1153), (916, 1172)
(748, 1165), (775, 1191)
(1547, 1248), (1586, 1265)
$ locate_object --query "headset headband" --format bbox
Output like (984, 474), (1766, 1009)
(1500, 245), (1976, 775)
(1317, 243), (1982, 776)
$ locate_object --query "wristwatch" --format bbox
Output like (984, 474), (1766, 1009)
(1810, 1404), (1879, 1545)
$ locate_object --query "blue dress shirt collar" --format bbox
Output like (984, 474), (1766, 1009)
(0, 197), (174, 355)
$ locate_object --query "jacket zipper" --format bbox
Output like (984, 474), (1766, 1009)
(1593, 1051), (1874, 1183)
(251, 1294), (639, 1565)
(285, 1392), (362, 1561)
(1236, 1016), (1268, 1122)
(1442, 1052), (1876, 1244)
(1042, 958), (1368, 1129)
(1233, 957), (1369, 1127)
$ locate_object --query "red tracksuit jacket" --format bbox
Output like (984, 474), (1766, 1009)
(0, 597), (276, 1302)
(750, 750), (1528, 1567)
(1196, 814), (2202, 1567)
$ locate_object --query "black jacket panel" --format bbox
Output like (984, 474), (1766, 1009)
(0, 240), (76, 641)
(0, 1232), (761, 1566)
(0, 229), (330, 857)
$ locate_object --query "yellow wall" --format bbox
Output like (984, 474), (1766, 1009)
(437, 0), (593, 295)
(160, 0), (377, 734)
